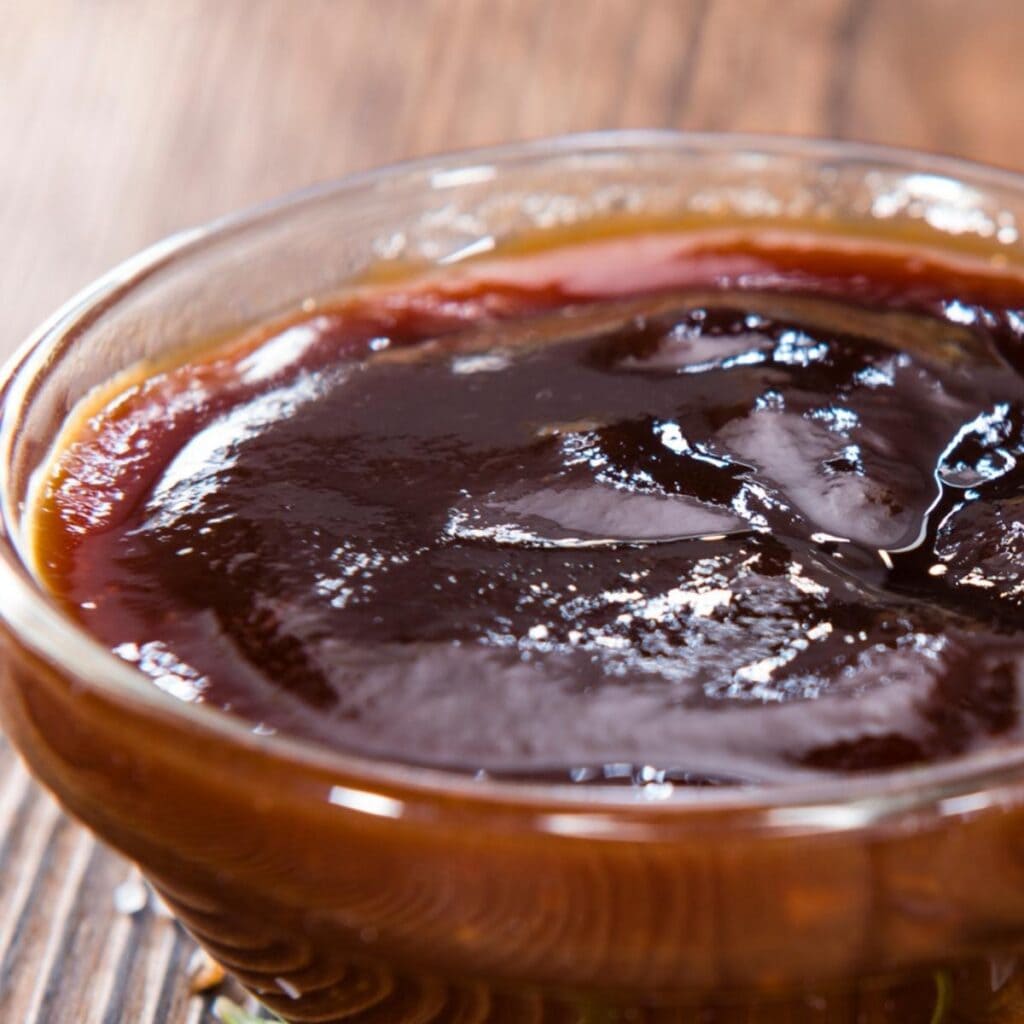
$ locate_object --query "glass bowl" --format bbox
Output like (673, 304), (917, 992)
(4, 132), (1024, 1022)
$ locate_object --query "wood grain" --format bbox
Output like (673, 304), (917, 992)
(3, 0), (1024, 1019)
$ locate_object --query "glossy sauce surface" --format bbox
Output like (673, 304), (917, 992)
(32, 232), (1024, 786)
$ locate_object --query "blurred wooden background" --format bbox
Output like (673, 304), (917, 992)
(4, 1), (1024, 1020)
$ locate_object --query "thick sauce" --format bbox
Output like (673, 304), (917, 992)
(32, 232), (1024, 785)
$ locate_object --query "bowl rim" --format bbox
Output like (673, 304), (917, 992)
(6, 127), (1024, 826)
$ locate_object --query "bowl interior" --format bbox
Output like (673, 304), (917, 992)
(5, 131), (1024, 817)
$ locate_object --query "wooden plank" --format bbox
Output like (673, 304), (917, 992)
(2, 0), (1024, 1019)
(843, 0), (1024, 169)
(684, 0), (852, 134)
(0, 736), (256, 1024)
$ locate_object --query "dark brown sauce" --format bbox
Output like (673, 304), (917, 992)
(31, 232), (1024, 786)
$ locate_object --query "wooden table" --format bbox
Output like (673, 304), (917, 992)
(3, 1), (1024, 1019)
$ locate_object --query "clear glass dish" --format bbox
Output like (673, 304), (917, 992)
(4, 132), (1024, 1021)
